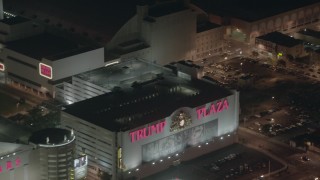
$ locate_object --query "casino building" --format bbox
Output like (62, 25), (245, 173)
(60, 59), (239, 180)
(0, 128), (82, 180)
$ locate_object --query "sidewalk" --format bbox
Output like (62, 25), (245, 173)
(238, 127), (297, 179)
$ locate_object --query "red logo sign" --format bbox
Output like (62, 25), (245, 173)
(39, 63), (52, 79)
(0, 157), (21, 173)
(129, 120), (166, 143)
(0, 63), (4, 71)
(196, 99), (229, 120)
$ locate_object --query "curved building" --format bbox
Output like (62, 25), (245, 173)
(29, 128), (76, 180)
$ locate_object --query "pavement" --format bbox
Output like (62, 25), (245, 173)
(238, 127), (320, 180)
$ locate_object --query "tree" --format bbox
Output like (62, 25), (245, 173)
(252, 51), (259, 57)
(277, 59), (286, 67)
(286, 54), (294, 61)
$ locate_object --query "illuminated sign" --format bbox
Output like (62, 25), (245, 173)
(74, 155), (88, 180)
(196, 99), (229, 120)
(74, 155), (87, 168)
(0, 63), (4, 71)
(0, 157), (21, 173)
(39, 63), (52, 79)
(129, 120), (166, 143)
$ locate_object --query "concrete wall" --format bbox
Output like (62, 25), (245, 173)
(49, 47), (104, 81)
(195, 26), (225, 60)
(0, 46), (104, 95)
(60, 113), (116, 180)
(141, 9), (197, 65)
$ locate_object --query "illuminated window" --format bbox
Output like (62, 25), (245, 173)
(39, 63), (53, 79)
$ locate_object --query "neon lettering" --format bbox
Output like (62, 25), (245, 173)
(15, 158), (21, 167)
(6, 161), (12, 171)
(196, 108), (204, 120)
(129, 132), (136, 143)
(130, 120), (166, 143)
(0, 157), (22, 174)
(196, 99), (229, 120)
(216, 101), (223, 112)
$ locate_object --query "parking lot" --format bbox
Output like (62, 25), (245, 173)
(197, 55), (320, 144)
(143, 143), (284, 180)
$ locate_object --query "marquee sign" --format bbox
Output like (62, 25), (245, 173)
(129, 120), (166, 143)
(0, 157), (21, 173)
(39, 63), (53, 79)
(128, 98), (230, 143)
(0, 63), (4, 71)
(196, 99), (229, 120)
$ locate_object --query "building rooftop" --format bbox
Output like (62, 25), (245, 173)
(64, 60), (232, 132)
(298, 29), (320, 40)
(197, 21), (221, 33)
(6, 33), (80, 60)
(148, 2), (188, 17)
(257, 32), (302, 47)
(29, 128), (74, 146)
(4, 0), (137, 43)
(0, 116), (32, 144)
(0, 142), (32, 157)
(192, 0), (320, 22)
(74, 59), (165, 90)
(0, 16), (29, 25)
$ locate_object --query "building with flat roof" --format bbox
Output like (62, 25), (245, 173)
(0, 15), (44, 45)
(0, 33), (104, 97)
(60, 59), (239, 180)
(255, 31), (305, 59)
(4, 1), (197, 64)
(192, 0), (320, 43)
(294, 28), (320, 46)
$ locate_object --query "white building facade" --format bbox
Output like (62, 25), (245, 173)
(60, 90), (239, 180)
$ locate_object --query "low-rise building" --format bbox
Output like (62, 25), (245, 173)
(255, 31), (304, 59)
(294, 28), (320, 46)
